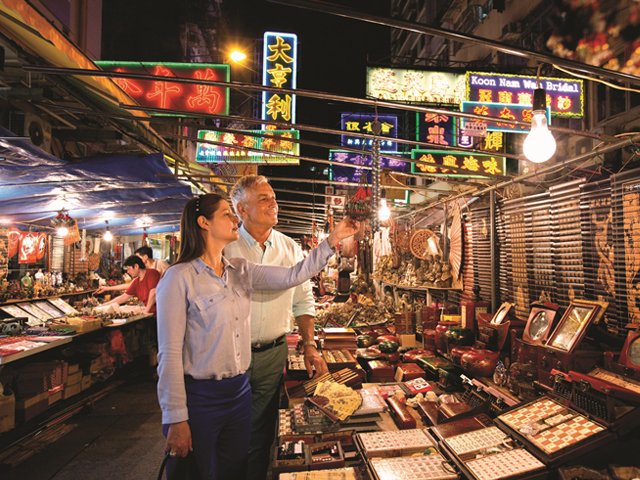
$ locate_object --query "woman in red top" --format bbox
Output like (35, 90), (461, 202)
(101, 255), (160, 313)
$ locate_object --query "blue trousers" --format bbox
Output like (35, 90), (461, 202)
(163, 373), (252, 480)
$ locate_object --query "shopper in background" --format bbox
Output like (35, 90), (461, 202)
(225, 175), (329, 480)
(99, 255), (160, 313)
(135, 245), (170, 276)
(156, 193), (358, 480)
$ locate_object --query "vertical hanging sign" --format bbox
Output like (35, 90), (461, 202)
(262, 32), (297, 125)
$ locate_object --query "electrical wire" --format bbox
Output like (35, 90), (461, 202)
(553, 64), (640, 94)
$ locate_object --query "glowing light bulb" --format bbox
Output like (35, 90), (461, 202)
(523, 113), (556, 163)
(104, 230), (113, 241)
(523, 88), (556, 163)
(57, 226), (68, 237)
(379, 198), (391, 221)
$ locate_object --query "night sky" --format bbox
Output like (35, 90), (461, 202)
(102, 0), (392, 212)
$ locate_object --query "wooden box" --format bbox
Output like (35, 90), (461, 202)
(536, 346), (602, 388)
(322, 349), (356, 371)
(66, 370), (82, 387)
(416, 356), (457, 381)
(429, 414), (494, 442)
(394, 362), (425, 382)
(81, 375), (91, 391)
(307, 441), (344, 470)
(48, 385), (64, 406)
(273, 440), (310, 475)
(386, 397), (416, 430)
(0, 388), (15, 434)
(367, 360), (395, 383)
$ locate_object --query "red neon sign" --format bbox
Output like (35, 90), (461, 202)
(96, 62), (230, 116)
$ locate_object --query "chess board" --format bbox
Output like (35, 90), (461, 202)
(498, 398), (565, 431)
(370, 453), (458, 480)
(529, 415), (605, 454)
(465, 448), (545, 480)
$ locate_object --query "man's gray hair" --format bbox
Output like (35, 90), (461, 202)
(229, 175), (270, 210)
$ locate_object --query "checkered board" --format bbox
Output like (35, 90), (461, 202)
(498, 398), (565, 431)
(444, 426), (508, 456)
(370, 454), (459, 480)
(465, 448), (545, 480)
(529, 415), (605, 454)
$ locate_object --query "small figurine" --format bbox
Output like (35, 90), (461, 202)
(21, 271), (33, 290)
(34, 268), (44, 283)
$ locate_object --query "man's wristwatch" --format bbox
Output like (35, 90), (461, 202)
(302, 340), (317, 348)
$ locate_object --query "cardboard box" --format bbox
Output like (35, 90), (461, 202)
(397, 334), (418, 348)
(68, 363), (80, 375)
(16, 391), (48, 423)
(62, 383), (82, 400)
(66, 371), (82, 387)
(48, 386), (64, 406)
(81, 375), (91, 391)
(0, 389), (15, 433)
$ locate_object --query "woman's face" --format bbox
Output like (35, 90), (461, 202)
(203, 200), (240, 244)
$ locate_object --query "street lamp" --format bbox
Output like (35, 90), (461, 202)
(230, 50), (247, 63)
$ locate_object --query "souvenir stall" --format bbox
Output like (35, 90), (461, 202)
(0, 138), (187, 443)
(269, 145), (640, 480)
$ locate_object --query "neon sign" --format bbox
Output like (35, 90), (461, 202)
(367, 68), (465, 104)
(262, 32), (297, 124)
(196, 129), (299, 164)
(466, 72), (583, 117)
(460, 101), (551, 134)
(329, 150), (409, 182)
(95, 62), (229, 116)
(411, 150), (506, 178)
(341, 113), (397, 151)
(416, 112), (457, 147)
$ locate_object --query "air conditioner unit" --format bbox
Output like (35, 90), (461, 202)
(9, 110), (52, 153)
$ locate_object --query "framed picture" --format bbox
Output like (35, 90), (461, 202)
(33, 301), (65, 319)
(618, 331), (640, 369)
(17, 303), (52, 321)
(546, 300), (607, 353)
(490, 302), (513, 325)
(48, 297), (80, 316)
(522, 306), (559, 345)
(0, 305), (39, 324)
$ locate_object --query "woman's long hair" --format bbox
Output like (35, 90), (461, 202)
(174, 193), (225, 265)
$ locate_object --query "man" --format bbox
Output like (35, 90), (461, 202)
(225, 175), (329, 480)
(134, 245), (170, 276)
(100, 255), (160, 314)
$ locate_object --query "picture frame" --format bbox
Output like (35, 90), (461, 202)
(16, 302), (52, 321)
(48, 297), (80, 316)
(545, 300), (608, 353)
(0, 305), (39, 325)
(33, 300), (65, 319)
(490, 302), (513, 325)
(522, 306), (559, 345)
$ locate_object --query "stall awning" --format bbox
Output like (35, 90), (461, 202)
(0, 128), (192, 233)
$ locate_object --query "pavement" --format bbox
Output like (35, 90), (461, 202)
(1, 374), (167, 480)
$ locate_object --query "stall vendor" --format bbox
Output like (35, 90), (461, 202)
(100, 255), (160, 314)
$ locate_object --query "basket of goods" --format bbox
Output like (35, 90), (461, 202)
(345, 184), (372, 221)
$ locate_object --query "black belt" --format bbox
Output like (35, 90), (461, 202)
(251, 334), (286, 352)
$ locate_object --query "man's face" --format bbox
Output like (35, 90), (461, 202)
(126, 264), (140, 278)
(239, 182), (278, 229)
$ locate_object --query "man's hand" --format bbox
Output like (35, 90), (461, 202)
(327, 217), (360, 248)
(303, 345), (329, 379)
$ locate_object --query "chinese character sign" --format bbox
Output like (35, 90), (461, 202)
(196, 129), (300, 164)
(460, 101), (551, 134)
(262, 32), (297, 124)
(466, 72), (583, 117)
(416, 112), (456, 147)
(411, 150), (506, 178)
(95, 62), (230, 116)
(367, 68), (465, 105)
(340, 113), (398, 152)
(329, 150), (409, 183)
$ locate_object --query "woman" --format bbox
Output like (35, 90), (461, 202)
(156, 193), (358, 480)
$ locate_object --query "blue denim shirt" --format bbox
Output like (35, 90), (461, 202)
(156, 239), (334, 424)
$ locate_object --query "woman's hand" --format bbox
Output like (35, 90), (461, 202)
(327, 217), (360, 248)
(165, 421), (193, 458)
(95, 285), (107, 294)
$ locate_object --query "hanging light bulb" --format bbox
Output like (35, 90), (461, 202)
(523, 88), (556, 163)
(103, 221), (113, 242)
(57, 226), (69, 237)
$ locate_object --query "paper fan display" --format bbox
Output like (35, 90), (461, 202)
(410, 229), (441, 259)
(448, 207), (463, 279)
